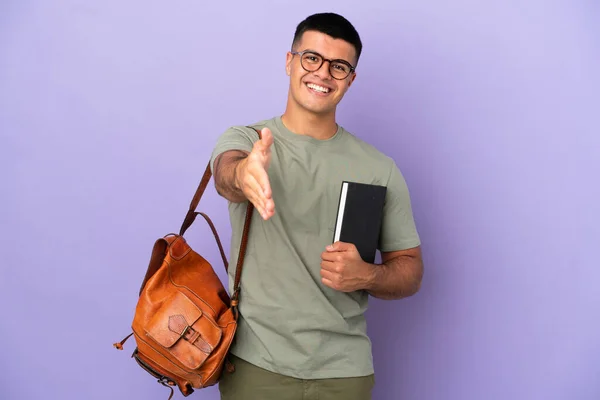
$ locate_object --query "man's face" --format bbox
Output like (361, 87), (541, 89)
(286, 30), (357, 116)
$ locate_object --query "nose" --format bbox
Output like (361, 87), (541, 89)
(313, 60), (332, 80)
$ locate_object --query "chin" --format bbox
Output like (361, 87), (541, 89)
(303, 104), (334, 115)
(301, 98), (337, 114)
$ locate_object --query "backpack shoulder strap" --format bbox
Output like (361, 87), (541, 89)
(178, 127), (262, 304)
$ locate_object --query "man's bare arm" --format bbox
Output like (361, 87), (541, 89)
(366, 246), (424, 300)
(213, 150), (249, 203)
(212, 127), (276, 220)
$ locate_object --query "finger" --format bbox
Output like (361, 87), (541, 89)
(320, 267), (337, 281)
(248, 173), (275, 216)
(321, 277), (337, 290)
(260, 200), (275, 219)
(238, 158), (274, 220)
(265, 199), (275, 215)
(322, 250), (344, 263)
(242, 158), (272, 201)
(320, 260), (338, 273)
(243, 180), (272, 220)
(246, 191), (265, 218)
(244, 175), (267, 206)
(250, 165), (272, 199)
(251, 200), (271, 220)
(248, 187), (275, 220)
(320, 251), (339, 263)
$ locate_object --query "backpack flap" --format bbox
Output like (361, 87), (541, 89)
(145, 291), (223, 370)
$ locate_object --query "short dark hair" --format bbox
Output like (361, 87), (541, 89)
(292, 13), (363, 64)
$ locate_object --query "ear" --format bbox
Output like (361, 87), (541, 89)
(285, 52), (293, 76)
(347, 71), (357, 87)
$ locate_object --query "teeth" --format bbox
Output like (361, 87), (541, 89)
(307, 83), (330, 93)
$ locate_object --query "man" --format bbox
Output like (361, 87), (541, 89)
(210, 12), (423, 400)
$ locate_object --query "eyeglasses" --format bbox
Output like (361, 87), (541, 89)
(290, 50), (355, 80)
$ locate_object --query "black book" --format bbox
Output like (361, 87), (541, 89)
(332, 181), (387, 264)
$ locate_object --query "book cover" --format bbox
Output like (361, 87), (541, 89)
(332, 181), (387, 264)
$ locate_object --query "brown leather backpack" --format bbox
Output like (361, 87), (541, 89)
(113, 145), (256, 398)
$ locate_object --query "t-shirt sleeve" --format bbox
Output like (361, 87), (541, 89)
(378, 159), (421, 252)
(210, 126), (260, 173)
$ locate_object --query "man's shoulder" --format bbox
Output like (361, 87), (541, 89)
(229, 116), (277, 132)
(216, 117), (277, 142)
(339, 125), (395, 166)
(211, 117), (277, 167)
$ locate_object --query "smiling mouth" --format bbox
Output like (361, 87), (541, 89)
(306, 83), (331, 94)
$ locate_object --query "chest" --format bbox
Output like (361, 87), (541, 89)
(267, 138), (385, 233)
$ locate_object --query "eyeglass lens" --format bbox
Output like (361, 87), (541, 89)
(300, 52), (351, 79)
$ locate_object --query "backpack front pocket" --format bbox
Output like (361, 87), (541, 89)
(145, 291), (223, 370)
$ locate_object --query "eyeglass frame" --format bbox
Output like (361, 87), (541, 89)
(290, 50), (356, 80)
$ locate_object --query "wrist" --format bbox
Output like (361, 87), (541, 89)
(363, 261), (380, 291)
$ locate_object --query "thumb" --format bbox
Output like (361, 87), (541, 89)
(327, 241), (354, 252)
(258, 127), (274, 150)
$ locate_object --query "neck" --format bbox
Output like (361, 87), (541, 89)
(281, 99), (338, 140)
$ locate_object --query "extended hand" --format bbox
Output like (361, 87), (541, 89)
(236, 128), (275, 220)
(320, 242), (373, 292)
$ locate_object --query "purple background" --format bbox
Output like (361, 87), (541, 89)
(1, 1), (598, 399)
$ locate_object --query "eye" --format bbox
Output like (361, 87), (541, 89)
(332, 63), (349, 73)
(302, 52), (323, 63)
